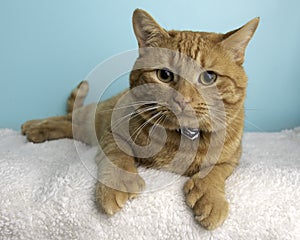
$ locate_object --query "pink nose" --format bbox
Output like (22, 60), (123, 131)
(173, 94), (192, 111)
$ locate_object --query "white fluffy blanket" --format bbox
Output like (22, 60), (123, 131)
(0, 128), (300, 240)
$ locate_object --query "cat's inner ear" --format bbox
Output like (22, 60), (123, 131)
(132, 9), (169, 47)
(221, 17), (260, 65)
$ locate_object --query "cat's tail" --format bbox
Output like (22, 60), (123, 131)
(67, 80), (89, 114)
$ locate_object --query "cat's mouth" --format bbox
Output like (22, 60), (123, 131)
(137, 108), (203, 140)
(163, 113), (200, 130)
(136, 103), (203, 131)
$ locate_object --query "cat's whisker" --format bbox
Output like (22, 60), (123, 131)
(110, 112), (138, 131)
(110, 105), (160, 132)
(243, 119), (265, 131)
(98, 100), (160, 113)
(133, 112), (163, 142)
(131, 111), (162, 143)
(201, 112), (259, 136)
(135, 105), (161, 115)
(207, 107), (265, 131)
(206, 104), (263, 113)
(147, 114), (166, 145)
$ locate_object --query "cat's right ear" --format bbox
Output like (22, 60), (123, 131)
(132, 9), (169, 48)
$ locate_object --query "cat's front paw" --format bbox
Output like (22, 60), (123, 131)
(95, 174), (145, 215)
(184, 177), (229, 230)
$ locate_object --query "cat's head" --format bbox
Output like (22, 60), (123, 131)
(129, 9), (259, 132)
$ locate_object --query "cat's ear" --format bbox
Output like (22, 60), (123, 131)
(132, 9), (169, 47)
(221, 18), (260, 65)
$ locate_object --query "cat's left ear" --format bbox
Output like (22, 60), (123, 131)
(221, 18), (260, 65)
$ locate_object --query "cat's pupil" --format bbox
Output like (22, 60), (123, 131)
(161, 69), (171, 80)
(199, 71), (217, 85)
(205, 72), (213, 82)
(157, 69), (174, 82)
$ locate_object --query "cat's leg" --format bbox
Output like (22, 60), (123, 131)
(21, 115), (70, 134)
(183, 163), (234, 230)
(21, 80), (90, 143)
(22, 102), (98, 144)
(22, 115), (73, 143)
(95, 133), (145, 215)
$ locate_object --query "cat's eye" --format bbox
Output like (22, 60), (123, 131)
(199, 71), (217, 85)
(156, 69), (174, 83)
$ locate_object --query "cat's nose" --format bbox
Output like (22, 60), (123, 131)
(173, 94), (192, 111)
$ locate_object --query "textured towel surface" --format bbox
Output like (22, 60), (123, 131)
(0, 128), (300, 240)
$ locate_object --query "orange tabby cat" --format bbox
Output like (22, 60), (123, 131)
(22, 9), (259, 230)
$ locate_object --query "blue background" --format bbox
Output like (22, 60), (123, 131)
(1, 0), (300, 131)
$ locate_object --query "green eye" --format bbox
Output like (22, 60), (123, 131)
(199, 71), (217, 85)
(156, 69), (174, 83)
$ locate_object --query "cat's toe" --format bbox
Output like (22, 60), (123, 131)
(184, 178), (229, 230)
(95, 173), (145, 215)
(21, 119), (42, 135)
(193, 193), (229, 230)
(96, 183), (130, 215)
(26, 126), (49, 143)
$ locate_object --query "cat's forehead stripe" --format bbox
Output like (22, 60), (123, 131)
(171, 31), (205, 68)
